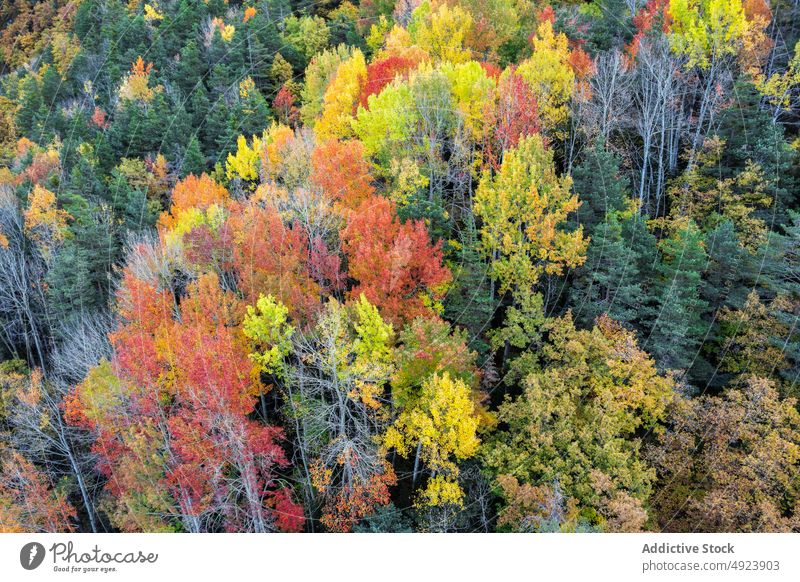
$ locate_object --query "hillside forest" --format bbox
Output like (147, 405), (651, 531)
(2, 0), (800, 533)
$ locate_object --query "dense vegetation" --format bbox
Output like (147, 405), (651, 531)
(1, 0), (800, 533)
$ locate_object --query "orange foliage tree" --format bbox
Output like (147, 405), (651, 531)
(341, 195), (451, 325)
(65, 269), (304, 533)
(0, 451), (76, 532)
(310, 138), (375, 211)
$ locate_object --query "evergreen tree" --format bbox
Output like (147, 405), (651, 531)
(181, 135), (206, 177)
(645, 220), (709, 372)
(570, 209), (644, 329)
(570, 140), (629, 236)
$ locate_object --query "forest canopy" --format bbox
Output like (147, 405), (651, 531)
(1, 0), (800, 533)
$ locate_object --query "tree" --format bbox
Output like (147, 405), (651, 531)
(300, 45), (354, 126)
(6, 362), (102, 532)
(0, 451), (76, 533)
(570, 140), (629, 236)
(360, 54), (422, 106)
(246, 295), (397, 532)
(716, 291), (792, 380)
(23, 185), (70, 258)
(227, 201), (321, 319)
(341, 195), (451, 325)
(495, 476), (602, 532)
(668, 0), (749, 70)
(354, 80), (417, 164)
(516, 19), (575, 137)
(315, 49), (367, 140)
(384, 372), (480, 507)
(667, 0), (765, 159)
(645, 219), (709, 372)
(665, 137), (773, 251)
(119, 57), (159, 103)
(66, 272), (303, 533)
(442, 224), (496, 356)
(569, 207), (649, 330)
(392, 316), (480, 409)
(158, 173), (229, 231)
(0, 188), (50, 369)
(181, 136), (206, 177)
(409, 2), (474, 64)
(310, 138), (375, 211)
(474, 134), (587, 302)
(283, 15), (331, 62)
(353, 503), (413, 532)
(649, 376), (800, 532)
(483, 70), (540, 171)
(483, 314), (674, 530)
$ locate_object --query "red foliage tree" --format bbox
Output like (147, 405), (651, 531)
(66, 271), (304, 532)
(318, 468), (396, 532)
(359, 54), (421, 107)
(479, 61), (502, 80)
(227, 201), (321, 320)
(91, 106), (109, 130)
(341, 196), (451, 325)
(309, 235), (346, 293)
(274, 84), (299, 127)
(484, 71), (540, 170)
(626, 0), (671, 59)
(0, 452), (76, 532)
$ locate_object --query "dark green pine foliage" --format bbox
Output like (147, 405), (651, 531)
(353, 504), (414, 533)
(181, 135), (206, 177)
(105, 166), (159, 232)
(759, 213), (800, 389)
(444, 225), (497, 356)
(105, 94), (191, 164)
(698, 220), (761, 387)
(48, 193), (120, 322)
(570, 140), (629, 237)
(644, 220), (709, 373)
(716, 81), (798, 216)
(569, 210), (646, 330)
(701, 220), (757, 313)
(175, 39), (206, 99)
(15, 75), (46, 141)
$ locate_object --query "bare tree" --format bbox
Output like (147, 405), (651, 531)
(587, 49), (633, 145)
(282, 301), (395, 529)
(632, 38), (681, 212)
(0, 187), (50, 370)
(9, 372), (102, 532)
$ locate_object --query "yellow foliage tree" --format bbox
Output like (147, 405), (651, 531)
(474, 134), (587, 300)
(516, 19), (575, 137)
(668, 0), (749, 70)
(119, 57), (159, 103)
(757, 41), (800, 110)
(411, 2), (474, 64)
(50, 33), (81, 78)
(23, 185), (70, 256)
(226, 134), (263, 183)
(484, 314), (674, 530)
(144, 3), (164, 21)
(383, 371), (480, 507)
(315, 49), (367, 141)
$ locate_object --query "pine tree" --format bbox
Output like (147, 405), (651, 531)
(570, 208), (644, 329)
(181, 135), (206, 177)
(570, 141), (629, 237)
(645, 220), (709, 372)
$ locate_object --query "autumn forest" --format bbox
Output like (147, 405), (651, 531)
(1, 0), (800, 533)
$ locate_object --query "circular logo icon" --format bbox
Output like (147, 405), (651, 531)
(20, 542), (46, 570)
